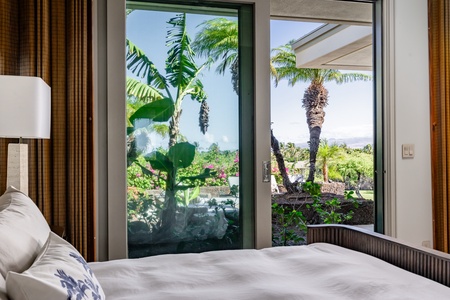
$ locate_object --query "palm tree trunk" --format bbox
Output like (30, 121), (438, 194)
(271, 129), (297, 193)
(355, 172), (363, 198)
(231, 59), (239, 94)
(323, 159), (328, 182)
(303, 82), (328, 183)
(307, 126), (321, 182)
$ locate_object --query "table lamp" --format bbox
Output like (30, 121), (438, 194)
(0, 75), (51, 195)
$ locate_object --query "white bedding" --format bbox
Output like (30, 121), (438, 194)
(89, 243), (450, 300)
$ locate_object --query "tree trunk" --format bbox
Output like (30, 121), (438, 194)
(231, 59), (239, 95)
(271, 129), (297, 193)
(355, 172), (363, 198)
(168, 108), (182, 148)
(126, 134), (137, 167)
(323, 159), (328, 182)
(307, 126), (321, 182)
(161, 107), (182, 236)
(159, 167), (177, 234)
(302, 82), (328, 183)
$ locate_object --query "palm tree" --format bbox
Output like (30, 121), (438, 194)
(271, 43), (372, 182)
(194, 19), (301, 193)
(192, 18), (239, 94)
(317, 139), (341, 182)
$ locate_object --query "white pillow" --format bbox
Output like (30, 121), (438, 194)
(0, 186), (50, 278)
(0, 275), (7, 300)
(6, 232), (105, 300)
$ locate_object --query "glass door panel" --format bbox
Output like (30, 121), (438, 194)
(125, 1), (249, 258)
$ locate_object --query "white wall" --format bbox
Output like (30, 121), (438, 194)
(389, 0), (433, 247)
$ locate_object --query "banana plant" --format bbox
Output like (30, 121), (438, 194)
(177, 186), (200, 207)
(126, 13), (214, 235)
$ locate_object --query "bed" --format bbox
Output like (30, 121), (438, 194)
(1, 186), (449, 299)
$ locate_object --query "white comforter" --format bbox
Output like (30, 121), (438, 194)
(89, 243), (450, 300)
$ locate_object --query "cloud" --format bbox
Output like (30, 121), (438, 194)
(222, 135), (229, 143)
(322, 124), (373, 139)
(204, 132), (215, 144)
(273, 122), (374, 149)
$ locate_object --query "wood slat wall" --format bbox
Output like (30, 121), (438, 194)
(307, 225), (450, 287)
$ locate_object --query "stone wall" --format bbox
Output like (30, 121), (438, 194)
(199, 186), (231, 198)
(319, 182), (345, 195)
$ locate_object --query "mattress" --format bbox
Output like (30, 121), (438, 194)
(89, 243), (450, 299)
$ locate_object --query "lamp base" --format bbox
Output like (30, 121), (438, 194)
(6, 143), (28, 195)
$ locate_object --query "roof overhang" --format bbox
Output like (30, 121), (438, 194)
(270, 0), (373, 71)
(292, 24), (372, 71)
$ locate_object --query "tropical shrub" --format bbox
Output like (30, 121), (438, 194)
(272, 181), (359, 246)
(272, 203), (307, 246)
(303, 181), (359, 224)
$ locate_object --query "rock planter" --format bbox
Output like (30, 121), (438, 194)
(273, 192), (374, 225)
(272, 191), (374, 247)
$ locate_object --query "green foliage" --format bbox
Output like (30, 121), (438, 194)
(176, 186), (200, 206)
(125, 13), (215, 235)
(272, 203), (307, 246)
(127, 156), (166, 190)
(127, 145), (240, 190)
(192, 18), (239, 93)
(303, 181), (358, 225)
(272, 182), (361, 246)
(127, 187), (163, 231)
(335, 149), (373, 188)
(269, 142), (374, 188)
(317, 139), (343, 182)
(229, 184), (239, 198)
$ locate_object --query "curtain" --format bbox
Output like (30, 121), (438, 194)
(0, 0), (94, 261)
(429, 0), (450, 253)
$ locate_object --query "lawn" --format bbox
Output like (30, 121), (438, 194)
(345, 190), (374, 200)
(358, 190), (374, 200)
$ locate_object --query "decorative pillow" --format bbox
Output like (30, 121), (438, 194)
(0, 275), (7, 300)
(0, 186), (50, 278)
(6, 232), (105, 300)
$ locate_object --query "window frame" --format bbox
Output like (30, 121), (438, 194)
(94, 0), (384, 261)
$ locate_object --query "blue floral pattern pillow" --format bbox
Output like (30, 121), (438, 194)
(6, 232), (105, 300)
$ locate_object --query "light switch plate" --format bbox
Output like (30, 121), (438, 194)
(402, 144), (414, 158)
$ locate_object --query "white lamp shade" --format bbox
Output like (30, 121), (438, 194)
(0, 75), (51, 139)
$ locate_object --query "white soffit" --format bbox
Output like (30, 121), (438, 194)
(270, 0), (372, 25)
(292, 24), (372, 71)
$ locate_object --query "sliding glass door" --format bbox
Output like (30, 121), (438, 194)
(125, 1), (254, 258)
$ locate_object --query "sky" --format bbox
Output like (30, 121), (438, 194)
(126, 9), (374, 152)
(270, 20), (373, 148)
(127, 10), (239, 152)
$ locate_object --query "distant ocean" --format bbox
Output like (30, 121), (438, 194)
(295, 136), (373, 149)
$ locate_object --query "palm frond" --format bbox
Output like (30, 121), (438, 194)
(271, 43), (312, 86)
(165, 14), (199, 92)
(192, 18), (238, 74)
(333, 72), (373, 84)
(126, 77), (164, 102)
(126, 39), (167, 89)
(271, 43), (372, 87)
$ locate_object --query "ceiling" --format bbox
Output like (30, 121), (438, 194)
(270, 0), (373, 70)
